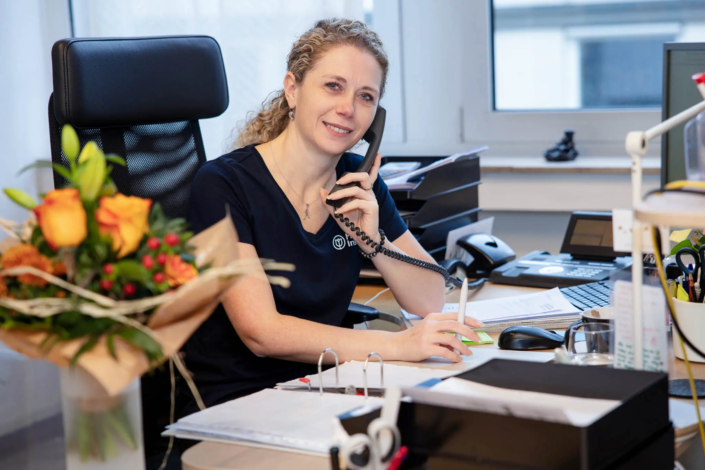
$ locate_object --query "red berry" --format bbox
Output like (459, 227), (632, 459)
(164, 233), (179, 247)
(123, 283), (136, 296)
(153, 272), (165, 284)
(147, 237), (161, 250)
(157, 253), (167, 266)
(102, 264), (114, 275)
(99, 279), (113, 290)
(141, 254), (154, 269)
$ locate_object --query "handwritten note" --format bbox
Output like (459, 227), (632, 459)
(613, 280), (668, 371)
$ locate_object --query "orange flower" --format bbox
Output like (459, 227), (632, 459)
(0, 278), (7, 297)
(164, 255), (197, 287)
(1, 244), (54, 287)
(95, 194), (152, 258)
(33, 189), (87, 250)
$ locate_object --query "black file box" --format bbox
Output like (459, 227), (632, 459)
(382, 154), (482, 260)
(340, 359), (671, 469)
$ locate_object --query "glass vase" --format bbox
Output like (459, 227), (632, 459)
(60, 367), (145, 470)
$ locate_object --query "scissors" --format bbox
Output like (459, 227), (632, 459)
(340, 387), (402, 470)
(676, 246), (705, 302)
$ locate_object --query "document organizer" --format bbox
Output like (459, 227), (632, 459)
(339, 359), (672, 470)
(382, 154), (482, 261)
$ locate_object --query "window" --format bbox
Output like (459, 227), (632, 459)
(70, 0), (372, 159)
(492, 0), (705, 111)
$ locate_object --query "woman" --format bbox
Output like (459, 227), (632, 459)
(182, 18), (482, 415)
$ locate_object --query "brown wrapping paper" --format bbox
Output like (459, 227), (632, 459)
(0, 214), (247, 396)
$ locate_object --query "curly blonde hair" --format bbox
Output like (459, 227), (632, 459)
(233, 18), (389, 149)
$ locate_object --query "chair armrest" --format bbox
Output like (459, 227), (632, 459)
(341, 303), (405, 329)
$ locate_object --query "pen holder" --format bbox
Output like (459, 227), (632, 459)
(672, 298), (705, 363)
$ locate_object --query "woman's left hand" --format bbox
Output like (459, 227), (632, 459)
(320, 153), (382, 252)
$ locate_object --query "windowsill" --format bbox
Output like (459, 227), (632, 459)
(479, 156), (661, 212)
(481, 156), (661, 175)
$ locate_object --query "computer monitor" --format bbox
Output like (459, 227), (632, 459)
(662, 43), (705, 186)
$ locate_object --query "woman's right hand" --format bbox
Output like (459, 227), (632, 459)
(393, 313), (484, 363)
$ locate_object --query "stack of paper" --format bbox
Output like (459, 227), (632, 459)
(164, 389), (382, 455)
(383, 146), (488, 190)
(402, 288), (580, 333)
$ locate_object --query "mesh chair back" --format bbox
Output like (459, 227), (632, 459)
(48, 95), (206, 219)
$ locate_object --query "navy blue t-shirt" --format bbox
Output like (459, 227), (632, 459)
(180, 144), (406, 412)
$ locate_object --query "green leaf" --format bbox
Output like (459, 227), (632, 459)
(4, 188), (37, 209)
(670, 239), (694, 256)
(115, 260), (148, 284)
(106, 334), (117, 360)
(52, 164), (74, 184)
(115, 328), (162, 362)
(105, 154), (127, 166)
(16, 160), (55, 176)
(71, 336), (99, 367)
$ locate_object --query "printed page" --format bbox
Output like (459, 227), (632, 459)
(402, 288), (579, 323)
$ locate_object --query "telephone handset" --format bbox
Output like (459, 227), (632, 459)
(326, 106), (386, 207)
(325, 106), (476, 289)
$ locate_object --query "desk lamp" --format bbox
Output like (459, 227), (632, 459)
(626, 74), (705, 454)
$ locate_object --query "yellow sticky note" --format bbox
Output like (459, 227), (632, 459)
(677, 285), (690, 302)
(670, 229), (694, 243)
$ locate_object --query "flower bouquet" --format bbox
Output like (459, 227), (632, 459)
(0, 125), (292, 469)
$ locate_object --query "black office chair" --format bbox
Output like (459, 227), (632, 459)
(48, 35), (229, 464)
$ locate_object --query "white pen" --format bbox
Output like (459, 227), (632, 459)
(455, 277), (468, 354)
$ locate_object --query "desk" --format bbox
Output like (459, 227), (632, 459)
(182, 283), (705, 470)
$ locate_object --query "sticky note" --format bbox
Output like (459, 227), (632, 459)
(677, 285), (690, 302)
(459, 331), (494, 345)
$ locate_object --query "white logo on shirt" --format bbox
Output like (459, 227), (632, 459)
(333, 234), (358, 250)
(333, 235), (346, 250)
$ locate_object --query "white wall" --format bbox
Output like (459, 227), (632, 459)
(0, 0), (71, 435)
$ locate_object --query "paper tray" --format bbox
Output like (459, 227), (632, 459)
(340, 359), (671, 470)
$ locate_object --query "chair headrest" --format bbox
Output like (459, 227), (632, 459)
(51, 36), (229, 128)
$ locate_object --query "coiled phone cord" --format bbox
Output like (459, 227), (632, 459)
(333, 212), (485, 290)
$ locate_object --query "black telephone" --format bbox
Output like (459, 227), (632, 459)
(326, 106), (480, 289)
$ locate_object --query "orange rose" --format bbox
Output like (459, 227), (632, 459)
(164, 255), (198, 287)
(33, 189), (87, 250)
(1, 244), (54, 287)
(95, 194), (152, 258)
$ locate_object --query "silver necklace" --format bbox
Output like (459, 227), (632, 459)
(270, 143), (335, 220)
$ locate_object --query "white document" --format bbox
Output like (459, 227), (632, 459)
(401, 288), (579, 323)
(613, 280), (669, 372)
(165, 389), (383, 455)
(276, 361), (457, 390)
(384, 146), (488, 190)
(444, 217), (495, 266)
(419, 378), (619, 427)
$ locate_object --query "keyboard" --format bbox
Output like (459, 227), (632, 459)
(559, 280), (613, 311)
